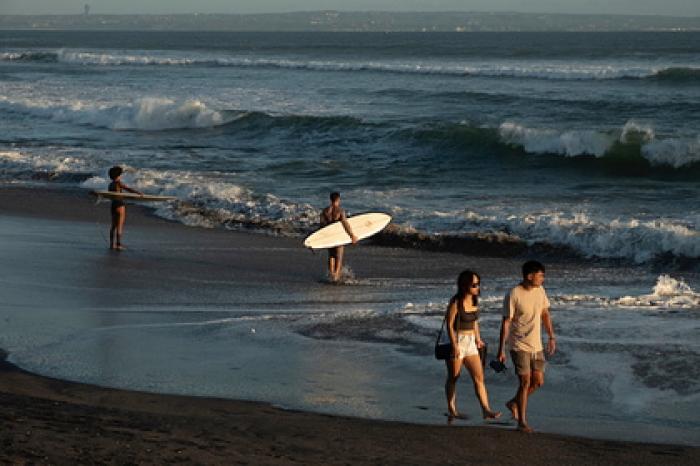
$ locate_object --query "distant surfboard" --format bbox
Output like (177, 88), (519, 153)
(91, 191), (176, 202)
(304, 213), (391, 249)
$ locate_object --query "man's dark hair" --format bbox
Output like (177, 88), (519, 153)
(108, 166), (123, 180)
(522, 260), (545, 277)
(330, 192), (340, 202)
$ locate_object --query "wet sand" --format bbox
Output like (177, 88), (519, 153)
(1, 350), (697, 465)
(0, 185), (698, 463)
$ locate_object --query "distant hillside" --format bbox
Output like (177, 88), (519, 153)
(1, 11), (699, 32)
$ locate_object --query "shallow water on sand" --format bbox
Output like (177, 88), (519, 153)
(0, 212), (698, 445)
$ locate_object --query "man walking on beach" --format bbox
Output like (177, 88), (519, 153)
(320, 192), (357, 282)
(497, 260), (556, 433)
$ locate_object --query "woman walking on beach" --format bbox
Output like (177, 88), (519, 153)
(444, 270), (501, 420)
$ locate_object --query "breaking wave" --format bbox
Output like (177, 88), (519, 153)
(497, 121), (700, 170)
(0, 96), (231, 131)
(5, 93), (697, 172)
(1, 147), (698, 265)
(616, 275), (700, 309)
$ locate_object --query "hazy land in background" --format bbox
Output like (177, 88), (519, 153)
(1, 11), (699, 31)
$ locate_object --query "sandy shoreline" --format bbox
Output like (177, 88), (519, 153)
(1, 349), (697, 465)
(0, 184), (698, 462)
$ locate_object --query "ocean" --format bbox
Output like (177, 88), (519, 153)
(1, 30), (699, 444)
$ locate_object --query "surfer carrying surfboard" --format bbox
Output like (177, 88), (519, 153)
(108, 166), (143, 251)
(320, 192), (357, 282)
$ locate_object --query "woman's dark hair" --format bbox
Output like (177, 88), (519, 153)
(454, 269), (480, 307)
(522, 260), (545, 277)
(108, 166), (123, 180)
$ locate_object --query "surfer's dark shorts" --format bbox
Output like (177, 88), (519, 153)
(510, 350), (546, 375)
(327, 246), (343, 259)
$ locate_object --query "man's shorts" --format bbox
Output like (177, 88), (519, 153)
(456, 333), (479, 358)
(510, 350), (546, 375)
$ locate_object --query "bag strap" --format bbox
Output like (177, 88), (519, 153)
(435, 314), (447, 345)
(436, 298), (460, 345)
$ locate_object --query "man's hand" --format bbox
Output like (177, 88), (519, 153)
(498, 351), (507, 363)
(547, 337), (556, 356)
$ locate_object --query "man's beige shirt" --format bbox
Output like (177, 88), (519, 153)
(503, 285), (550, 353)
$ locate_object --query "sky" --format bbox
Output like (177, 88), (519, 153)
(2, 0), (699, 17)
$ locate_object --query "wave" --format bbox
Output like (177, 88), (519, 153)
(374, 211), (699, 265)
(409, 120), (700, 171)
(0, 150), (94, 183)
(648, 67), (700, 83)
(0, 51), (59, 63)
(81, 165), (699, 264)
(0, 96), (367, 134)
(3, 93), (699, 170)
(616, 275), (700, 309)
(495, 121), (700, 170)
(2, 149), (698, 265)
(0, 96), (232, 131)
(3, 49), (699, 82)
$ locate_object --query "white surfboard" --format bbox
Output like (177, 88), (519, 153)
(91, 191), (176, 202)
(304, 213), (391, 249)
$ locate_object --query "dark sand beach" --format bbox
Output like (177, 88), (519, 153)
(0, 185), (698, 464)
(2, 350), (698, 465)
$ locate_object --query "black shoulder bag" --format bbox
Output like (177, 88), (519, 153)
(434, 306), (459, 360)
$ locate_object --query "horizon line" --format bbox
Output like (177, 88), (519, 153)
(4, 10), (700, 20)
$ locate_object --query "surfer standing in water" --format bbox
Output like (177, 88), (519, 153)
(320, 192), (357, 282)
(108, 166), (142, 251)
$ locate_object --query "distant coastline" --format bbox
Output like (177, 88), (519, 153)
(1, 11), (700, 32)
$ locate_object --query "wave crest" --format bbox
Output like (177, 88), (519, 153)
(617, 275), (700, 308)
(0, 96), (230, 131)
(3, 49), (699, 82)
(497, 121), (700, 169)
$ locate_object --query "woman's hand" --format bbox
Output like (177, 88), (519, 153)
(476, 339), (485, 349)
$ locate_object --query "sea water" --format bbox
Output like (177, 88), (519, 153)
(1, 31), (699, 444)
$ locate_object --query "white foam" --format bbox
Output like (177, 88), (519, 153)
(510, 212), (699, 263)
(620, 120), (655, 144)
(616, 275), (700, 309)
(0, 149), (91, 173)
(56, 49), (199, 66)
(499, 121), (615, 157)
(642, 135), (700, 168)
(499, 120), (700, 168)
